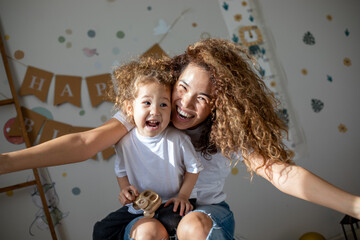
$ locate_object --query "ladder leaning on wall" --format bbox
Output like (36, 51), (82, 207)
(0, 24), (58, 240)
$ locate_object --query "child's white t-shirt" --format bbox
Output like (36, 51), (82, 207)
(114, 126), (203, 202)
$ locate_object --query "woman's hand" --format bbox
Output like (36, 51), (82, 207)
(164, 193), (194, 216)
(118, 185), (139, 205)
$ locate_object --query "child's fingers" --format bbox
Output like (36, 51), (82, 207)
(164, 199), (174, 207)
(173, 200), (180, 213)
(179, 202), (185, 216)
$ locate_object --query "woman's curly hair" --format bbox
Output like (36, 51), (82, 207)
(171, 38), (293, 174)
(108, 56), (175, 124)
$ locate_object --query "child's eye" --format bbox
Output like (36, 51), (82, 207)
(160, 103), (168, 107)
(143, 101), (151, 105)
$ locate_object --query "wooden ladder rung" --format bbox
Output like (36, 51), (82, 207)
(0, 180), (37, 193)
(0, 98), (15, 106)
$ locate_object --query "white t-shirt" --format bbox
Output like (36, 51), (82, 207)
(114, 125), (203, 202)
(112, 111), (237, 205)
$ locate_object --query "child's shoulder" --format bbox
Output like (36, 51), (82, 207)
(164, 126), (190, 140)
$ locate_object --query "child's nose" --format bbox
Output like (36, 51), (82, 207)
(150, 105), (160, 115)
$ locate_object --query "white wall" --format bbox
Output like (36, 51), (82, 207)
(0, 1), (359, 240)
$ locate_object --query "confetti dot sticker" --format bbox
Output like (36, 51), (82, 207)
(62, 172), (67, 177)
(345, 28), (350, 36)
(242, 1), (247, 6)
(303, 31), (315, 45)
(326, 14), (332, 21)
(311, 99), (324, 113)
(270, 81), (276, 87)
(147, 6), (152, 11)
(249, 15), (254, 22)
(14, 50), (24, 60)
(79, 110), (85, 116)
(192, 23), (197, 27)
(6, 190), (14, 197)
(234, 14), (242, 22)
(338, 124), (347, 133)
(65, 29), (72, 35)
(223, 2), (229, 11)
(66, 42), (72, 48)
(327, 75), (333, 82)
(231, 167), (239, 175)
(58, 36), (66, 43)
(301, 68), (308, 75)
(88, 29), (96, 38)
(72, 187), (81, 195)
(116, 31), (125, 39)
(3, 118), (24, 144)
(201, 32), (211, 39)
(112, 47), (120, 55)
(343, 57), (351, 66)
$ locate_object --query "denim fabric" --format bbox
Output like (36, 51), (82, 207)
(93, 205), (142, 240)
(193, 201), (235, 240)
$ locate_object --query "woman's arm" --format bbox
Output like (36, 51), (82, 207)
(0, 118), (128, 174)
(249, 152), (360, 219)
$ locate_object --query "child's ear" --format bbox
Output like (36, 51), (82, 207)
(125, 100), (133, 116)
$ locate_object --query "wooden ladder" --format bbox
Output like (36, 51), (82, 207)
(0, 25), (58, 240)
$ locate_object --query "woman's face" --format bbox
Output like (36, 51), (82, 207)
(171, 63), (214, 130)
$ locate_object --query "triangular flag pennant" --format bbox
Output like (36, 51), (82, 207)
(141, 43), (168, 59)
(8, 107), (47, 145)
(20, 66), (54, 102)
(54, 75), (82, 107)
(38, 119), (71, 144)
(86, 73), (112, 107)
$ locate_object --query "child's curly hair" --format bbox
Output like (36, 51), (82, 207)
(171, 38), (293, 174)
(108, 56), (175, 124)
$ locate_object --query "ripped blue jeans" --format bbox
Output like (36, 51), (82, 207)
(124, 201), (235, 240)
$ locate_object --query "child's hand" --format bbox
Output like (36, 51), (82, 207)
(164, 193), (193, 216)
(118, 185), (139, 205)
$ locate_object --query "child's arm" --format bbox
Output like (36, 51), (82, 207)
(164, 172), (199, 216)
(0, 118), (128, 174)
(117, 176), (139, 205)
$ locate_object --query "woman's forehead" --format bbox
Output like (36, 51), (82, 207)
(179, 63), (213, 93)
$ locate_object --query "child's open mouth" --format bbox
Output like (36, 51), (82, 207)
(146, 120), (160, 128)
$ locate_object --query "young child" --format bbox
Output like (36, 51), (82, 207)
(93, 57), (203, 240)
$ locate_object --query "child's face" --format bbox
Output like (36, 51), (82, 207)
(130, 81), (171, 137)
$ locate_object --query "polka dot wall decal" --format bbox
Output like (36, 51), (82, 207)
(303, 31), (315, 45)
(14, 50), (24, 60)
(242, 1), (247, 6)
(116, 31), (125, 39)
(326, 14), (332, 21)
(249, 15), (254, 22)
(66, 42), (72, 48)
(58, 36), (66, 43)
(112, 46), (120, 55)
(338, 124), (347, 133)
(65, 29), (72, 35)
(72, 187), (81, 195)
(62, 172), (67, 177)
(311, 99), (324, 113)
(201, 32), (211, 39)
(343, 57), (351, 66)
(345, 28), (349, 36)
(192, 23), (197, 27)
(6, 190), (14, 197)
(222, 2), (229, 11)
(147, 6), (152, 11)
(231, 167), (239, 175)
(327, 75), (333, 82)
(3, 118), (24, 144)
(234, 14), (242, 22)
(301, 68), (308, 75)
(270, 81), (276, 87)
(79, 110), (85, 116)
(88, 29), (96, 38)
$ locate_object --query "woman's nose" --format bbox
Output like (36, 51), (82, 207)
(181, 93), (194, 109)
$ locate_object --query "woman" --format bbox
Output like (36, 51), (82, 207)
(1, 39), (359, 240)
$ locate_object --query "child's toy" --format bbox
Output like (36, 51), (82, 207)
(133, 190), (162, 218)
